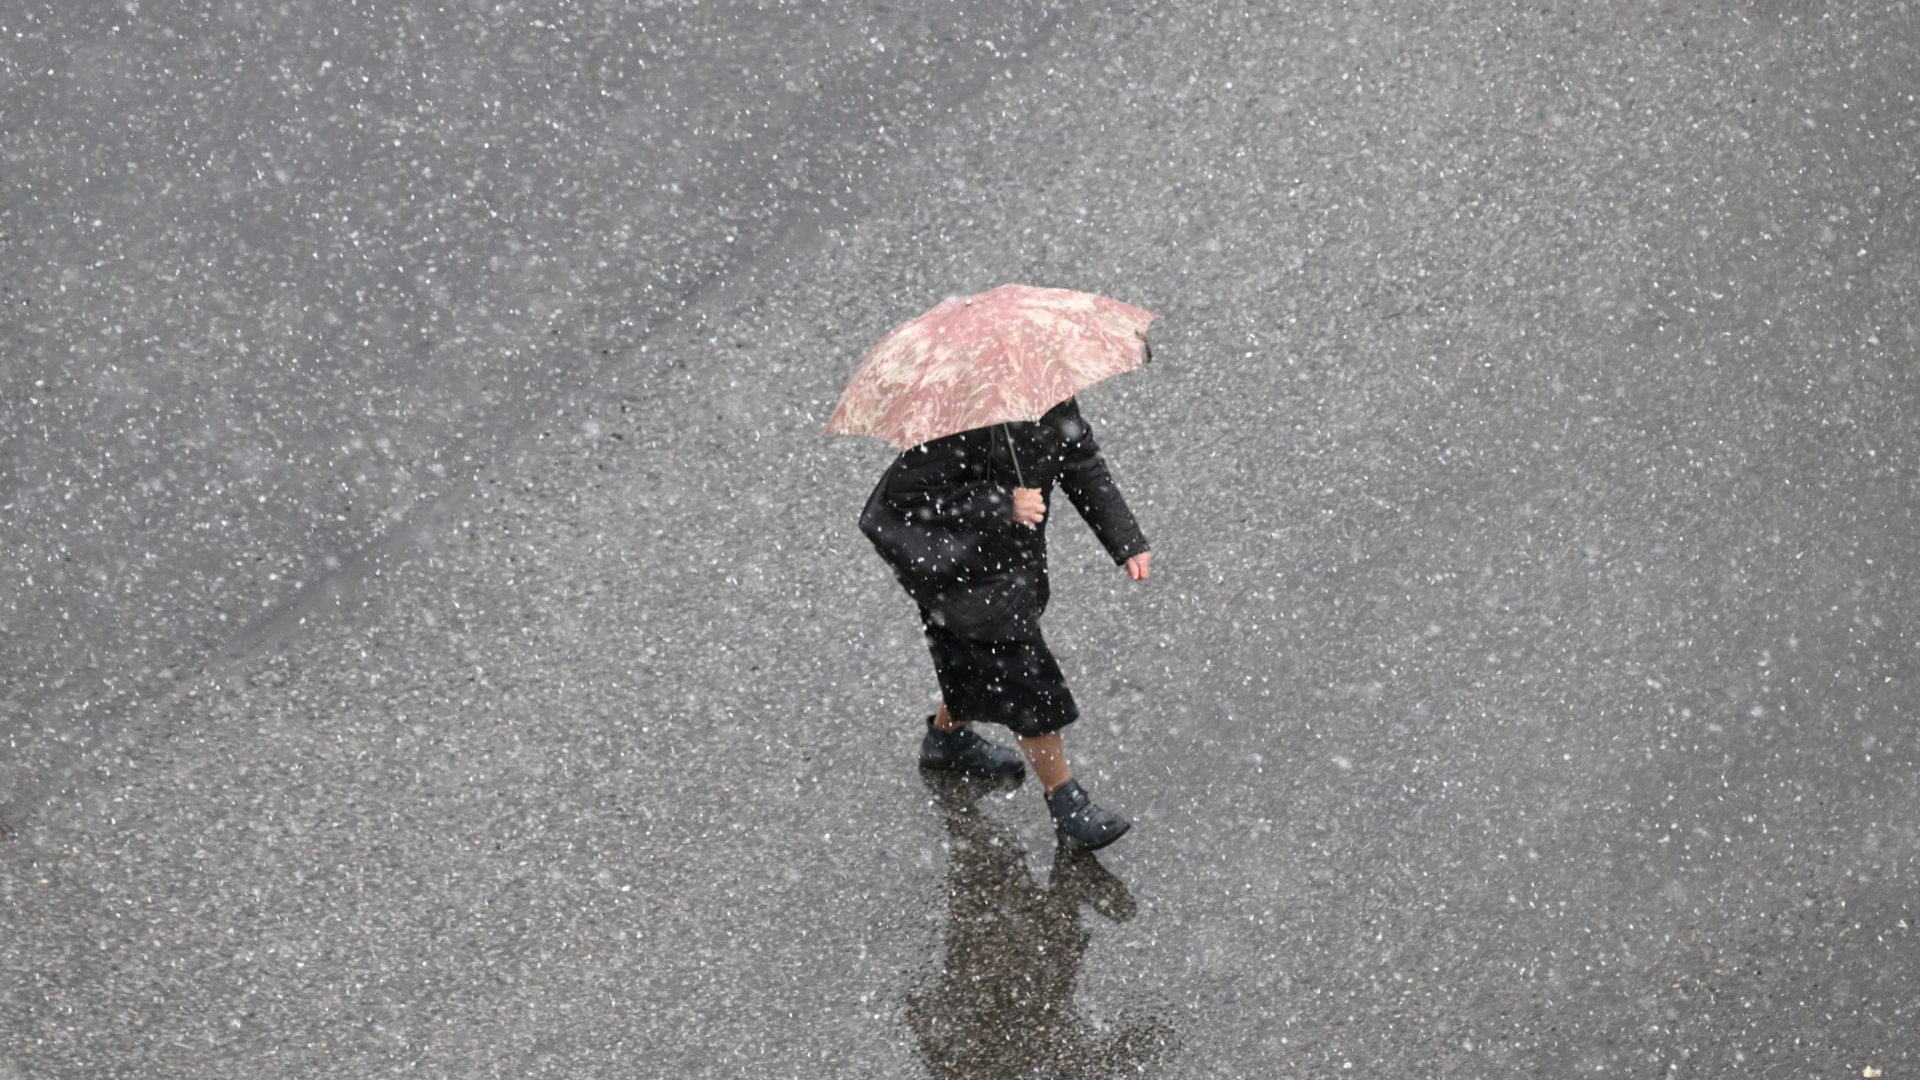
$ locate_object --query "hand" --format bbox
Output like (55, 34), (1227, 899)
(1124, 551), (1151, 581)
(1012, 487), (1046, 527)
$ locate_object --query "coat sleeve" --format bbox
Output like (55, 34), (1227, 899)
(1054, 400), (1150, 564)
(882, 432), (1017, 533)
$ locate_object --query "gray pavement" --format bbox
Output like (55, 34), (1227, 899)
(1, 0), (1054, 819)
(6, 1), (1920, 1077)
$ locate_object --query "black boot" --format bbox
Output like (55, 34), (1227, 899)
(1046, 779), (1131, 851)
(918, 716), (1026, 779)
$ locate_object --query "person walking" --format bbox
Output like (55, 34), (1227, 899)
(826, 285), (1157, 851)
(869, 397), (1149, 848)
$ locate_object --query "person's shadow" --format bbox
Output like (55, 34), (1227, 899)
(907, 773), (1174, 1079)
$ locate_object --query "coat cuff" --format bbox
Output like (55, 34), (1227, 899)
(1107, 532), (1150, 565)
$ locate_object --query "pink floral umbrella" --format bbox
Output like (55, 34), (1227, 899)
(825, 284), (1157, 452)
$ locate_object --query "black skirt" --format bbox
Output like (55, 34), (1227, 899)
(921, 612), (1079, 737)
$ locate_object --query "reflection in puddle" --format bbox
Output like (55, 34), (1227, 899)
(908, 774), (1174, 1078)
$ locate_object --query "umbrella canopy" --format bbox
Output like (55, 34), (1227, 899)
(825, 284), (1156, 450)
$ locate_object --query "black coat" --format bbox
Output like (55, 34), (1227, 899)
(860, 398), (1149, 641)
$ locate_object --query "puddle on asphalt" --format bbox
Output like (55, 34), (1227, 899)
(908, 773), (1177, 1077)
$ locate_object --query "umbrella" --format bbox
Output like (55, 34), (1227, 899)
(825, 284), (1157, 453)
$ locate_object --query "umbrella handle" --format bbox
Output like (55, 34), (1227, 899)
(1001, 424), (1028, 488)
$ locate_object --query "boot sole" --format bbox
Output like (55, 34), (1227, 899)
(918, 757), (1027, 778)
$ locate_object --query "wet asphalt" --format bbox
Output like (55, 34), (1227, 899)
(5, 2), (1919, 1077)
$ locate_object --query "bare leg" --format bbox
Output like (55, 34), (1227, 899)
(1016, 731), (1073, 794)
(933, 701), (966, 733)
